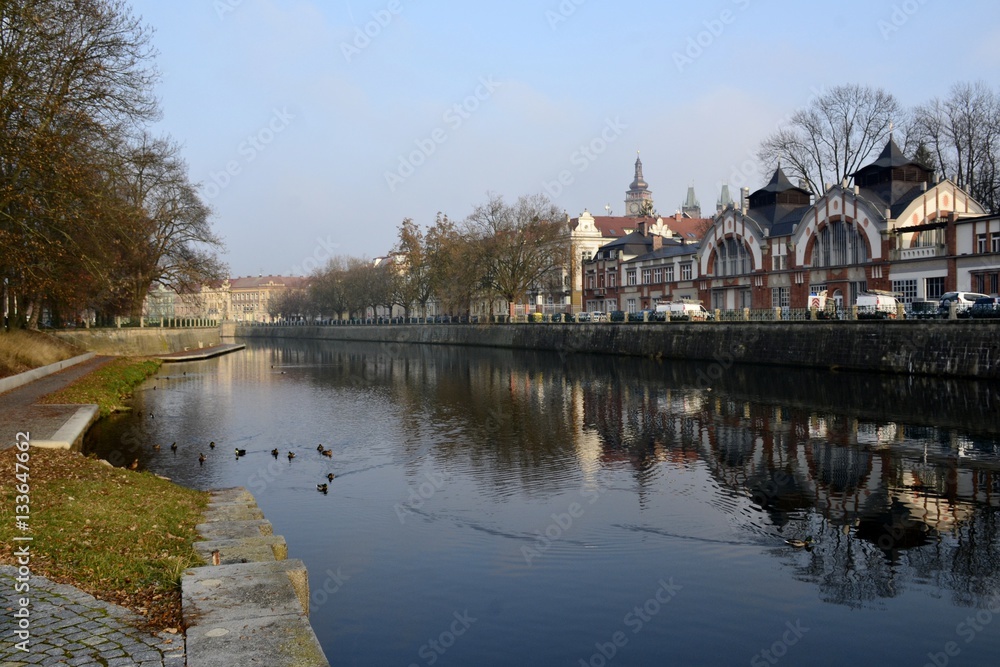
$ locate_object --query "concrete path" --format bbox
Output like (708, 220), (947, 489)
(0, 355), (110, 452)
(0, 566), (185, 667)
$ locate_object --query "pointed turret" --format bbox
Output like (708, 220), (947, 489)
(681, 185), (701, 218)
(624, 152), (654, 217)
(717, 184), (734, 212)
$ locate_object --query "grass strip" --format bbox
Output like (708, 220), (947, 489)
(38, 357), (161, 417)
(0, 447), (208, 631)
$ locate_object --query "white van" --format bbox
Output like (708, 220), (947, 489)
(657, 301), (713, 321)
(855, 291), (899, 319)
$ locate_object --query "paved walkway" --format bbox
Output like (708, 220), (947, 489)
(0, 566), (185, 667)
(0, 356), (112, 452)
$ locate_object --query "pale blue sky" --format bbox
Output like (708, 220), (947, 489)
(129, 0), (1000, 277)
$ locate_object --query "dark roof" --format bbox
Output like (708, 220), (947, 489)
(766, 206), (812, 237)
(852, 137), (917, 175)
(627, 240), (699, 264)
(755, 166), (807, 195)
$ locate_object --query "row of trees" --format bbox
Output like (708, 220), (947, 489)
(0, 0), (224, 329)
(271, 194), (570, 320)
(759, 82), (1000, 213)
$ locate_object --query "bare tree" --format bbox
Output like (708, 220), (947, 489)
(392, 218), (432, 318)
(463, 193), (568, 318)
(758, 84), (903, 194)
(913, 81), (1000, 213)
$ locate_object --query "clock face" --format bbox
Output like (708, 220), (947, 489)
(629, 202), (639, 213)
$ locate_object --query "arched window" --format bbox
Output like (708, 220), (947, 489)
(714, 237), (750, 276)
(811, 221), (868, 267)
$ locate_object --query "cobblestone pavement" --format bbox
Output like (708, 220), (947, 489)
(0, 566), (184, 667)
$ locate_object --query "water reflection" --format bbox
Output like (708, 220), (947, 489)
(85, 339), (1000, 664)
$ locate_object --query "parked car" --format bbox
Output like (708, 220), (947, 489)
(576, 312), (591, 322)
(970, 296), (1000, 318)
(907, 300), (939, 320)
(609, 310), (627, 322)
(636, 309), (656, 322)
(938, 291), (990, 318)
(589, 311), (609, 322)
(856, 291), (900, 319)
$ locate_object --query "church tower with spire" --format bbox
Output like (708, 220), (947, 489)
(625, 153), (654, 217)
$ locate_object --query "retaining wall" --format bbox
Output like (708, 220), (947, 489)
(235, 321), (1000, 379)
(53, 327), (221, 356)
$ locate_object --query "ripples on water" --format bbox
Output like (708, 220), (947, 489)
(85, 339), (1000, 666)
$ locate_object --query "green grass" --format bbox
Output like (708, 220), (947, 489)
(39, 357), (162, 416)
(0, 329), (84, 378)
(0, 447), (208, 630)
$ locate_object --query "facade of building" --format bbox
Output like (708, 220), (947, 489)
(566, 157), (713, 310)
(142, 275), (308, 323)
(583, 139), (991, 313)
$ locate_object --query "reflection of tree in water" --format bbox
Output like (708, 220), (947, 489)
(257, 339), (1000, 608)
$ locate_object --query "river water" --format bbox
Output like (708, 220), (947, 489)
(85, 338), (1000, 666)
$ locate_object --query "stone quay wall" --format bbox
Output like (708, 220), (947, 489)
(234, 321), (1000, 379)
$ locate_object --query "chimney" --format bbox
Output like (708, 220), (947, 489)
(740, 187), (750, 213)
(652, 234), (662, 251)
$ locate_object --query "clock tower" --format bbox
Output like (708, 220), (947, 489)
(625, 153), (654, 217)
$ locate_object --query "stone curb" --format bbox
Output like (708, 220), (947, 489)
(182, 487), (330, 667)
(0, 352), (95, 396)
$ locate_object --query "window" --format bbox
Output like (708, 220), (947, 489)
(665, 266), (675, 282)
(653, 268), (662, 283)
(891, 279), (917, 303)
(711, 290), (725, 310)
(925, 277), (945, 299)
(977, 234), (988, 253)
(849, 281), (868, 305)
(811, 221), (868, 266)
(714, 237), (750, 276)
(680, 263), (692, 281)
(975, 274), (986, 293)
(626, 270), (637, 286)
(608, 272), (617, 288)
(587, 275), (595, 289)
(773, 255), (787, 271)
(626, 298), (637, 313)
(582, 250), (593, 262)
(771, 287), (789, 308)
(809, 283), (827, 295)
(992, 233), (1000, 253)
(641, 269), (651, 284)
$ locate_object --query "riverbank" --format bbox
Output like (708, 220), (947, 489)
(0, 447), (208, 632)
(235, 320), (1000, 379)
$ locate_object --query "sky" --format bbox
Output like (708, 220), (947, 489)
(127, 0), (1000, 278)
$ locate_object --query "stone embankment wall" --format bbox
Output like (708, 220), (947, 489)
(53, 327), (221, 356)
(235, 321), (1000, 379)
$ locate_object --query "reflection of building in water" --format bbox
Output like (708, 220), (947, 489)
(574, 376), (1000, 605)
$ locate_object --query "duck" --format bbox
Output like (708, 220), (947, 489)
(326, 473), (335, 482)
(785, 536), (814, 549)
(170, 442), (178, 453)
(287, 451), (296, 461)
(321, 448), (333, 459)
(271, 448), (280, 458)
(316, 444), (325, 452)
(198, 453), (207, 465)
(128, 458), (139, 470)
(209, 441), (215, 450)
(235, 448), (247, 457)
(152, 443), (161, 452)
(317, 483), (328, 493)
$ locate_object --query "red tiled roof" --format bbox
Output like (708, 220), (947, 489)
(571, 215), (712, 241)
